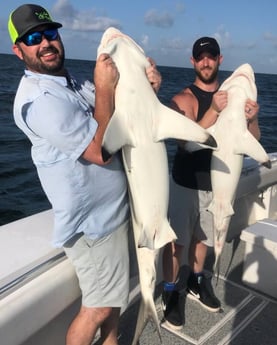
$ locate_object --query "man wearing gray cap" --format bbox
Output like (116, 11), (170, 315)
(8, 4), (161, 345)
(161, 37), (261, 330)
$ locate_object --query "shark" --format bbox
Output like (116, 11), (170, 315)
(97, 27), (217, 344)
(206, 63), (271, 273)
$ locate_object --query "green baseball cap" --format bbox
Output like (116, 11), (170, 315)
(8, 4), (62, 43)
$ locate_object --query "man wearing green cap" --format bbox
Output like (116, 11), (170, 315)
(8, 4), (161, 345)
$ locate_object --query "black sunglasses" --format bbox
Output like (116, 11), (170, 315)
(19, 29), (59, 46)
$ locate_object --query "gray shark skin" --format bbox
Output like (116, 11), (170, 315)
(207, 63), (271, 273)
(97, 27), (217, 344)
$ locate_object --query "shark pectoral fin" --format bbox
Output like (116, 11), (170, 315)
(234, 131), (270, 166)
(184, 141), (206, 152)
(185, 138), (219, 153)
(184, 124), (218, 152)
(153, 104), (217, 148)
(102, 111), (136, 154)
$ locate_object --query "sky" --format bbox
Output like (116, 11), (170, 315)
(1, 0), (277, 74)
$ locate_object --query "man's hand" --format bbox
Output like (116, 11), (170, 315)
(146, 57), (162, 93)
(211, 90), (228, 114)
(245, 98), (259, 123)
(94, 53), (119, 92)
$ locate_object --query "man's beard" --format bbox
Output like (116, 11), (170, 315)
(21, 44), (65, 75)
(196, 66), (219, 84)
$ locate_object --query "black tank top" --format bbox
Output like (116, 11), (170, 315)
(172, 84), (217, 191)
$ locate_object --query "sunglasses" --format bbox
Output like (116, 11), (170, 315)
(19, 29), (59, 46)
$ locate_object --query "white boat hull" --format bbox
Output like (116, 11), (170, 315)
(0, 153), (276, 345)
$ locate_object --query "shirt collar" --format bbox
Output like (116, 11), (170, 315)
(25, 69), (68, 87)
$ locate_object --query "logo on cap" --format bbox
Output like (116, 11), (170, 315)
(35, 11), (52, 21)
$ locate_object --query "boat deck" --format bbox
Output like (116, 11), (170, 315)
(114, 237), (277, 345)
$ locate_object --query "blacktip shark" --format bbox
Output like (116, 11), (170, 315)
(97, 27), (217, 344)
(207, 63), (271, 273)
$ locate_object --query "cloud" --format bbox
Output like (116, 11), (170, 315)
(144, 9), (174, 28)
(141, 34), (149, 47)
(162, 37), (186, 50)
(213, 25), (232, 51)
(175, 2), (186, 13)
(52, 0), (76, 18)
(264, 31), (275, 40)
(264, 31), (277, 46)
(52, 0), (121, 32)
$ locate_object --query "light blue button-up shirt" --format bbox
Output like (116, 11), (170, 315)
(13, 70), (129, 247)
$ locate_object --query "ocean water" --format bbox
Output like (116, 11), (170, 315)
(0, 53), (276, 226)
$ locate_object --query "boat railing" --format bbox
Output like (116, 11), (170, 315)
(0, 250), (65, 299)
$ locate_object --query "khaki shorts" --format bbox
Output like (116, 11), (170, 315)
(63, 221), (130, 308)
(168, 175), (214, 247)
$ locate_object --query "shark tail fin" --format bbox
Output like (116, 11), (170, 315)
(213, 226), (229, 283)
(131, 297), (162, 345)
(132, 246), (162, 345)
(213, 253), (221, 284)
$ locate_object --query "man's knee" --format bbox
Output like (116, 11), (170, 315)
(80, 305), (114, 325)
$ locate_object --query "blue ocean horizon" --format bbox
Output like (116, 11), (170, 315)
(0, 53), (276, 226)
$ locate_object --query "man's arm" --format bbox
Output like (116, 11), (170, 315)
(171, 89), (228, 129)
(245, 99), (261, 140)
(146, 57), (162, 94)
(82, 55), (162, 165)
(198, 90), (228, 128)
(82, 53), (119, 165)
